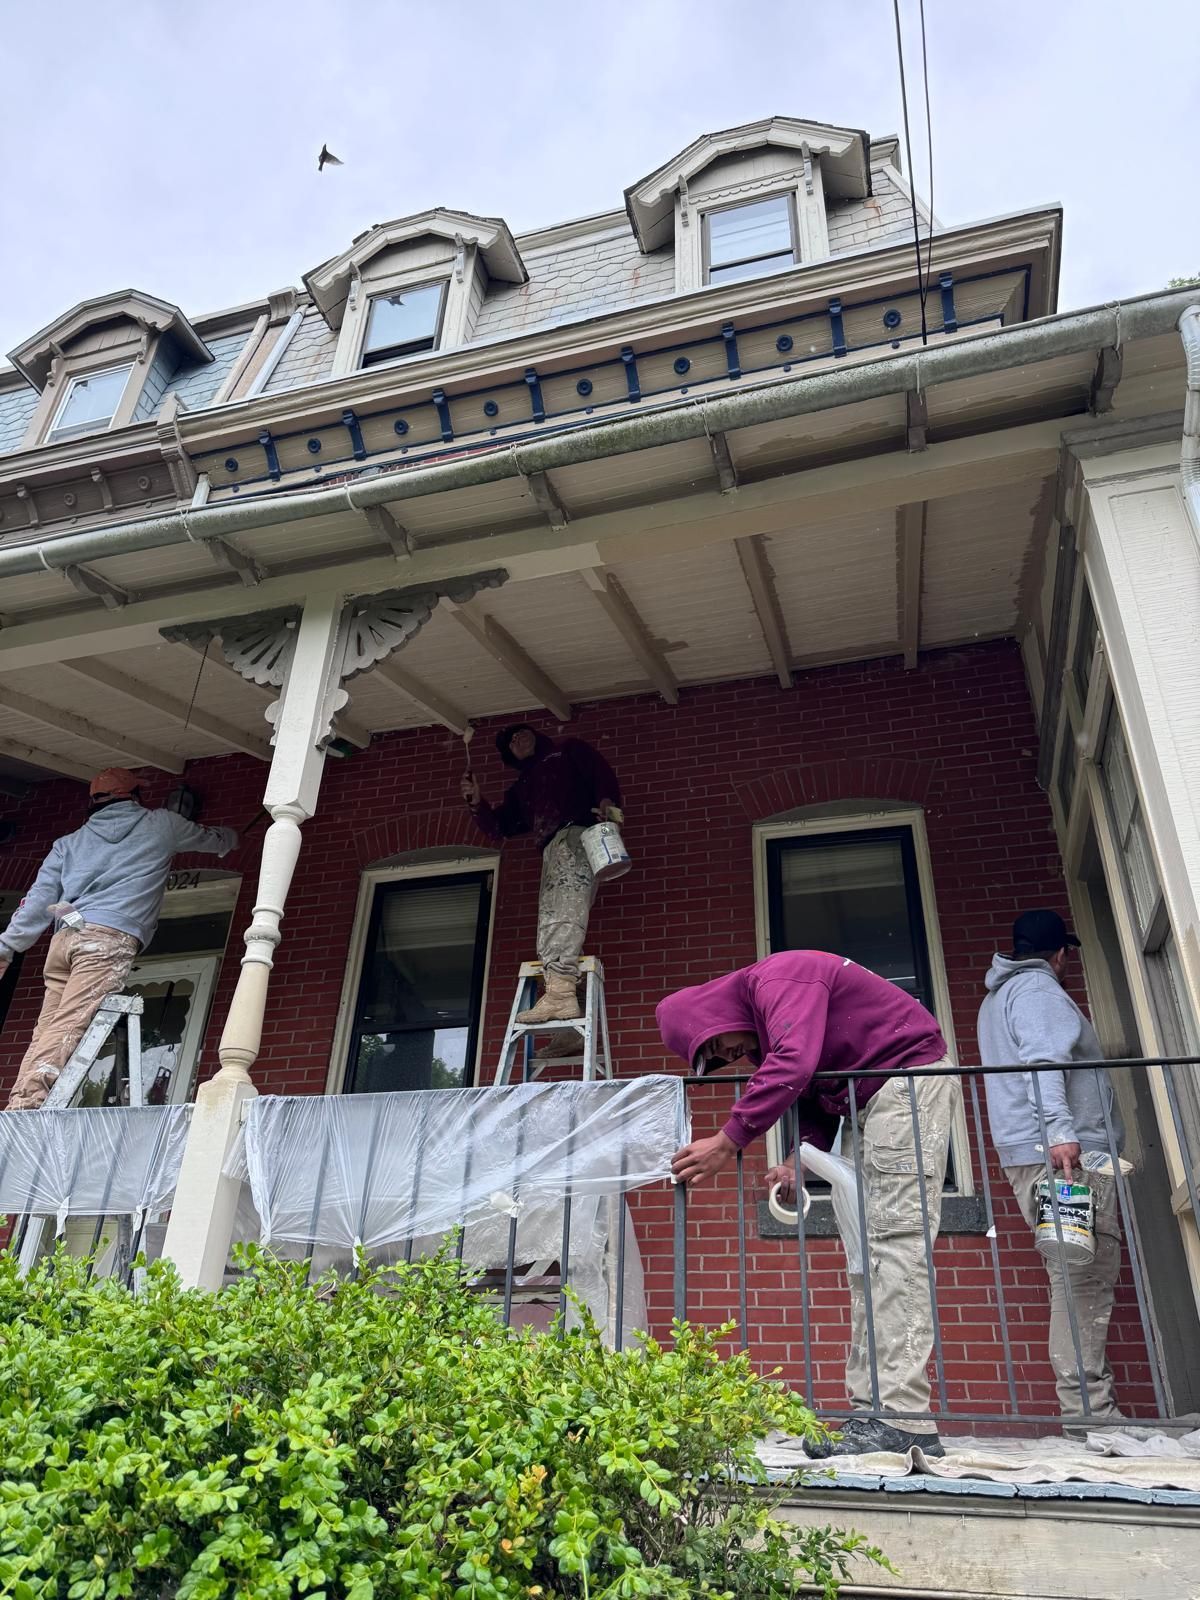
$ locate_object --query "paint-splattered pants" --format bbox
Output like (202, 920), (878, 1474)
(844, 1065), (960, 1434)
(537, 826), (596, 978)
(7, 925), (139, 1110)
(1004, 1163), (1121, 1420)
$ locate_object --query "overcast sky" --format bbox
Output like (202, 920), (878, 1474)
(1, 0), (1196, 357)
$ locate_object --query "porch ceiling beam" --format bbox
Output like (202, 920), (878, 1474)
(580, 567), (678, 704)
(523, 470), (569, 530)
(0, 735), (91, 783)
(57, 658), (273, 762)
(708, 429), (739, 492)
(0, 684), (184, 773)
(734, 536), (792, 689)
(206, 538), (265, 587)
(360, 503), (414, 559)
(0, 419), (1068, 672)
(371, 657), (470, 735)
(905, 390), (928, 452)
(440, 597), (572, 722)
(64, 564), (132, 610)
(1088, 345), (1123, 415)
(896, 501), (926, 670)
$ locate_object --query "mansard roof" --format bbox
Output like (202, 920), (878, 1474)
(7, 289), (212, 391)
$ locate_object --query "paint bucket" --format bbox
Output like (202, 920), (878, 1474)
(581, 819), (632, 883)
(1035, 1179), (1096, 1266)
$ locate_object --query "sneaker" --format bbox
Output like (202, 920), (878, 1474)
(803, 1416), (946, 1459)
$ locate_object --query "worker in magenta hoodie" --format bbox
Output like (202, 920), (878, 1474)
(657, 951), (960, 1458)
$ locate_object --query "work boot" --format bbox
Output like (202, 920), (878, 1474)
(535, 1029), (583, 1061)
(516, 970), (583, 1026)
(803, 1416), (946, 1459)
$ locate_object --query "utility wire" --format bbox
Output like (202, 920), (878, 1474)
(182, 637), (210, 733)
(893, 0), (930, 345)
(919, 0), (935, 293)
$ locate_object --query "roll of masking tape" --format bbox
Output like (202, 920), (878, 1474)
(769, 1181), (812, 1221)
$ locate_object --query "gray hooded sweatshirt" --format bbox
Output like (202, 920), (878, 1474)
(977, 954), (1124, 1167)
(0, 801), (237, 959)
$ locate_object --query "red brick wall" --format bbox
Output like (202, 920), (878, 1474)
(0, 640), (1157, 1421)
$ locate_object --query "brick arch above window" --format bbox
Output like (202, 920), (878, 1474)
(354, 806), (482, 868)
(734, 758), (938, 821)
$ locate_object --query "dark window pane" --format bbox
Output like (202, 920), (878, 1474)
(707, 195), (792, 267)
(346, 874), (490, 1093)
(708, 251), (795, 285)
(1072, 586), (1098, 704)
(362, 283), (444, 364)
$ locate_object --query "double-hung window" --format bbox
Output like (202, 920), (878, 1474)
(46, 364), (133, 443)
(360, 282), (447, 367)
(704, 194), (797, 285)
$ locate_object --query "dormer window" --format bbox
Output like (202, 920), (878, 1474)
(360, 282), (447, 368)
(704, 194), (797, 285)
(46, 363), (134, 443)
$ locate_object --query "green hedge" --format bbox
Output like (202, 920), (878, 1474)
(0, 1245), (887, 1599)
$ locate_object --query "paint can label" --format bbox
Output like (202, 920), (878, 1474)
(1035, 1180), (1096, 1265)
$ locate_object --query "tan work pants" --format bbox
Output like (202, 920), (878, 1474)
(537, 826), (597, 978)
(7, 925), (138, 1110)
(844, 1065), (960, 1434)
(1004, 1163), (1121, 1420)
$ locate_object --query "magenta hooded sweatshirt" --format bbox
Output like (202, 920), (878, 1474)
(656, 952), (947, 1151)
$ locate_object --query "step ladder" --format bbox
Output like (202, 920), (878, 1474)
(15, 992), (145, 1276)
(494, 956), (612, 1086)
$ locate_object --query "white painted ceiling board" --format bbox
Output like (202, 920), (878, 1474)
(926, 354), (1093, 427)
(0, 664), (228, 760)
(766, 509), (898, 656)
(551, 437), (718, 512)
(609, 543), (773, 685)
(921, 478), (1041, 644)
(731, 394), (904, 474)
(393, 610), (551, 720)
(479, 573), (648, 700)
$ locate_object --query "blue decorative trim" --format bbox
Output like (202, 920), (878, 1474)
(621, 346), (641, 402)
(576, 378), (593, 397)
(430, 389), (454, 443)
(939, 272), (957, 334)
(673, 356), (691, 376)
(524, 368), (545, 423)
(341, 410), (367, 461)
(883, 308), (902, 330)
(257, 431), (280, 481)
(306, 437), (322, 455)
(483, 399), (499, 417)
(828, 298), (847, 358)
(393, 419), (409, 436)
(721, 322), (740, 380)
(224, 457), (239, 473)
(776, 334), (793, 353)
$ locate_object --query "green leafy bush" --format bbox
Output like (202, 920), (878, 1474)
(0, 1245), (887, 1599)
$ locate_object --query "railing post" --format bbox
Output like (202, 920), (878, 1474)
(162, 593), (348, 1289)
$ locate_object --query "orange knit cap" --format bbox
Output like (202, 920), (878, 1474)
(88, 767), (142, 802)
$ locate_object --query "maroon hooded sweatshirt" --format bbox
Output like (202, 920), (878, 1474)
(469, 724), (622, 852)
(656, 952), (947, 1151)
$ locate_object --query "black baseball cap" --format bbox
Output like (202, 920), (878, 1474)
(1012, 909), (1081, 955)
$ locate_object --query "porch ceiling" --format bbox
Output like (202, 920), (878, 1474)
(0, 322), (1185, 786)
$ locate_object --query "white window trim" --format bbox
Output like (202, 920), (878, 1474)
(751, 807), (972, 1208)
(324, 853), (500, 1095)
(675, 164), (830, 294)
(46, 361), (136, 443)
(356, 278), (450, 371)
(331, 254), (477, 379)
(702, 191), (800, 287)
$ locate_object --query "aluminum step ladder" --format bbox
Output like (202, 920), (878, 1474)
(494, 956), (612, 1085)
(15, 991), (145, 1275)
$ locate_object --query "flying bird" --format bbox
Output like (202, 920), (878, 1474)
(318, 144), (344, 172)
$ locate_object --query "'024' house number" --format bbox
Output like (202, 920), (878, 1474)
(166, 870), (202, 891)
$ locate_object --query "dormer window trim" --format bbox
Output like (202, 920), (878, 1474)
(358, 279), (449, 370)
(45, 361), (136, 444)
(702, 191), (801, 286)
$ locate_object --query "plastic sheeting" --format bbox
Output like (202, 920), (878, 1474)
(226, 1077), (687, 1345)
(0, 1105), (191, 1233)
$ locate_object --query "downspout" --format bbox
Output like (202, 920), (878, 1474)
(210, 313), (270, 406)
(1, 287), (1197, 583)
(243, 309), (304, 400)
(1178, 305), (1200, 543)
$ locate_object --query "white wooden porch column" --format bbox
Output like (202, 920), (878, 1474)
(163, 593), (348, 1288)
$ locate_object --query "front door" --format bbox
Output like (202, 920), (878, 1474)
(82, 954), (220, 1107)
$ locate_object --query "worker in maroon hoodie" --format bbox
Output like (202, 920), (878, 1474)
(657, 951), (959, 1459)
(463, 724), (622, 1026)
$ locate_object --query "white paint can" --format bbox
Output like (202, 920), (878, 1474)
(1035, 1180), (1096, 1266)
(581, 820), (632, 883)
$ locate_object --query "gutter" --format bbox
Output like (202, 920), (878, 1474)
(2, 287), (1197, 584)
(1178, 305), (1200, 542)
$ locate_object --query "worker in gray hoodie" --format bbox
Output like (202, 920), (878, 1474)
(977, 908), (1125, 1422)
(0, 768), (237, 1110)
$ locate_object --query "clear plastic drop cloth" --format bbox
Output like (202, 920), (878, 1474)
(226, 1077), (687, 1344)
(0, 1105), (191, 1234)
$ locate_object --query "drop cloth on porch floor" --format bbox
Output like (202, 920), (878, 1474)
(758, 1427), (1200, 1492)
